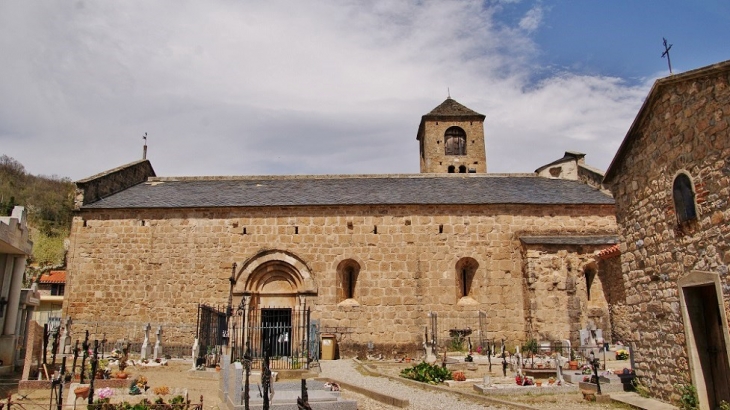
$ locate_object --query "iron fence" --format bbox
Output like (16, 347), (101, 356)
(230, 303), (311, 370)
(428, 310), (488, 353)
(195, 304), (227, 366)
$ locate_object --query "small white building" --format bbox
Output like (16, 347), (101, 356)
(0, 206), (34, 370)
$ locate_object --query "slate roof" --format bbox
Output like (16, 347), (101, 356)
(424, 98), (485, 118)
(80, 174), (614, 209)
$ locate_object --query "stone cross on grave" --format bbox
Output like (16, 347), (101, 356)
(191, 338), (200, 370)
(141, 323), (151, 360)
(60, 317), (72, 355)
(153, 326), (163, 360)
(556, 351), (564, 384)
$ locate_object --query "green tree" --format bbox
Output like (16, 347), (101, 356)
(0, 155), (74, 276)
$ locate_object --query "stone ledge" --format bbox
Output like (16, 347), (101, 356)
(315, 377), (408, 408)
(473, 383), (578, 396)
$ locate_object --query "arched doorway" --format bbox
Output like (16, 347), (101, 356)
(231, 250), (317, 361)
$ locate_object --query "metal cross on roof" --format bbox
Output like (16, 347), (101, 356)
(661, 37), (673, 74)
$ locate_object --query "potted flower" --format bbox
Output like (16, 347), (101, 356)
(568, 349), (578, 370)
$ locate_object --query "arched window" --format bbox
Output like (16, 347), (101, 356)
(585, 266), (596, 300)
(336, 259), (360, 303)
(458, 165), (466, 173)
(444, 127), (466, 155)
(448, 165), (455, 173)
(673, 173), (697, 223)
(455, 257), (479, 303)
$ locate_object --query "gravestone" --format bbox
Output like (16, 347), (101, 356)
(555, 351), (564, 383)
(192, 338), (200, 369)
(60, 317), (72, 355)
(580, 323), (601, 359)
(153, 326), (163, 360)
(141, 323), (151, 360)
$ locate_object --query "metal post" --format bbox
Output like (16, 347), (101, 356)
(72, 340), (79, 377)
(42, 324), (49, 366)
(79, 331), (89, 384)
(88, 340), (99, 405)
(57, 356), (66, 410)
(262, 351), (270, 410)
(51, 327), (59, 367)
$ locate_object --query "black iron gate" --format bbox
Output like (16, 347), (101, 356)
(196, 304), (227, 366)
(230, 302), (312, 370)
(429, 310), (488, 352)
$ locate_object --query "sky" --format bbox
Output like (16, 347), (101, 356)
(1, 0), (729, 180)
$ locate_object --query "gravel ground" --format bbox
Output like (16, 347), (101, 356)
(321, 359), (632, 410)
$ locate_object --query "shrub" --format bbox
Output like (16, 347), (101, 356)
(632, 378), (650, 398)
(400, 362), (452, 384)
(676, 384), (699, 410)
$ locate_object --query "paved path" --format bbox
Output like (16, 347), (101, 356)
(319, 359), (509, 410)
(610, 392), (679, 410)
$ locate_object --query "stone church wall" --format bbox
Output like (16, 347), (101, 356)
(523, 246), (611, 344)
(606, 69), (730, 402)
(65, 203), (615, 357)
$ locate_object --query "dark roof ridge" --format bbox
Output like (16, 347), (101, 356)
(148, 173), (538, 182)
(604, 59), (730, 183)
(76, 159), (154, 184)
(424, 97), (485, 117)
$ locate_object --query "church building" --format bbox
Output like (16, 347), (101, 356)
(65, 98), (619, 359)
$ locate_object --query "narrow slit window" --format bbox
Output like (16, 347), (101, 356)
(673, 174), (697, 223)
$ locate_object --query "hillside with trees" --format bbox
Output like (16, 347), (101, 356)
(0, 155), (75, 280)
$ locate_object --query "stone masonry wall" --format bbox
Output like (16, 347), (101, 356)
(596, 256), (630, 343)
(419, 120), (487, 173)
(65, 203), (615, 358)
(607, 68), (730, 403)
(523, 245), (611, 344)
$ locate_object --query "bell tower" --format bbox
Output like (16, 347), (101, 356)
(417, 97), (487, 174)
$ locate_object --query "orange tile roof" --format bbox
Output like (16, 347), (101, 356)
(596, 244), (620, 259)
(39, 270), (66, 284)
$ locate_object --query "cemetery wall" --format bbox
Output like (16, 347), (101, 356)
(596, 256), (630, 343)
(523, 246), (611, 344)
(65, 203), (616, 357)
(606, 65), (730, 403)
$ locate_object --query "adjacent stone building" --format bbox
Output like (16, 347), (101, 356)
(0, 206), (35, 369)
(65, 98), (618, 358)
(604, 60), (730, 408)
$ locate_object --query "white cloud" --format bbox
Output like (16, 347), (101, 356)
(519, 6), (543, 32)
(0, 0), (648, 180)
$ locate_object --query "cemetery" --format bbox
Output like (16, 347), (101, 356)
(9, 307), (655, 410)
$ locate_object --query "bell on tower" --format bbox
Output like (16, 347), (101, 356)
(416, 97), (487, 174)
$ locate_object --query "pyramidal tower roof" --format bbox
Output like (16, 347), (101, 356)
(423, 97), (485, 119)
